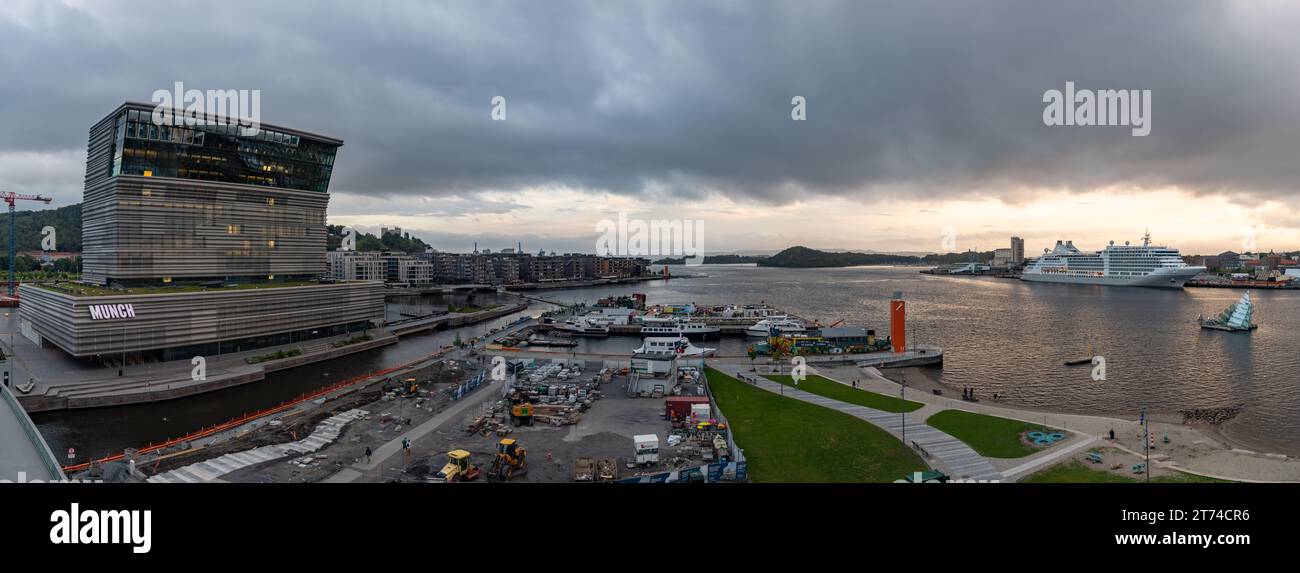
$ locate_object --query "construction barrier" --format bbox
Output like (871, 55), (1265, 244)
(702, 367), (745, 464)
(616, 461), (748, 483)
(61, 348), (463, 473)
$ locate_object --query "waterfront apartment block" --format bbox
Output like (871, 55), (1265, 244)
(19, 102), (384, 362)
(327, 250), (651, 286)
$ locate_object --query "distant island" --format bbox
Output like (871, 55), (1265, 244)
(758, 246), (920, 267)
(654, 246), (997, 268)
(651, 254), (768, 265)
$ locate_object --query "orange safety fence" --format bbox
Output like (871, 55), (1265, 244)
(61, 348), (455, 473)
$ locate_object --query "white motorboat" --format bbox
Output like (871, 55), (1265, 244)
(633, 336), (716, 357)
(744, 317), (806, 337)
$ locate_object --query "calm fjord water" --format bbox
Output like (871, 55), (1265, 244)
(35, 264), (1300, 458)
(621, 265), (1300, 455)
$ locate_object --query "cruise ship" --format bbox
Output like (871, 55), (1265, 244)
(1021, 234), (1205, 288)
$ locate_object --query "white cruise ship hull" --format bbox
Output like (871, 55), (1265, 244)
(1021, 267), (1204, 288)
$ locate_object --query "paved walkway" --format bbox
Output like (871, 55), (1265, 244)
(717, 366), (1003, 481)
(0, 384), (61, 481)
(322, 377), (503, 483)
(810, 363), (1300, 482)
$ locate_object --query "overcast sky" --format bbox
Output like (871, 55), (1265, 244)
(3, 0), (1300, 255)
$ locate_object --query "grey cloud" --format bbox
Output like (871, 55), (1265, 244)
(2, 0), (1299, 211)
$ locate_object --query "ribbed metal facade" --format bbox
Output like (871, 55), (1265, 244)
(17, 282), (385, 357)
(17, 103), (385, 361)
(81, 176), (329, 284)
(79, 102), (340, 286)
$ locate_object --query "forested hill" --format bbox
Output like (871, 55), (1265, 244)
(0, 204), (81, 252)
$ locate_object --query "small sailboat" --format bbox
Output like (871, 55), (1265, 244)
(1064, 341), (1095, 366)
(1198, 291), (1258, 332)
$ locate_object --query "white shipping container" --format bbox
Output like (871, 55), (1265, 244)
(690, 404), (711, 421)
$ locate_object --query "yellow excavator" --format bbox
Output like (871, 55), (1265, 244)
(433, 450), (480, 482)
(488, 439), (527, 481)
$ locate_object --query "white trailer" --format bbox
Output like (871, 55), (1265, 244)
(633, 434), (660, 465)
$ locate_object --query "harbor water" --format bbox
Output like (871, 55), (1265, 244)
(34, 265), (1300, 458)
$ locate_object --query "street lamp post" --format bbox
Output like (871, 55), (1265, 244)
(900, 373), (907, 445)
(1142, 407), (1150, 483)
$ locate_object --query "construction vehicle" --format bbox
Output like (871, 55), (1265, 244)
(510, 401), (534, 426)
(432, 449), (480, 482)
(488, 438), (527, 481)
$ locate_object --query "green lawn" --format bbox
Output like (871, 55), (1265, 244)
(763, 374), (924, 413)
(1022, 459), (1232, 483)
(708, 368), (927, 482)
(925, 410), (1050, 458)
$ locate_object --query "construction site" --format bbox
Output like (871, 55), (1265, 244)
(73, 344), (742, 484)
(389, 358), (741, 483)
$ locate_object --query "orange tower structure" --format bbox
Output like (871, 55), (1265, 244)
(889, 298), (906, 353)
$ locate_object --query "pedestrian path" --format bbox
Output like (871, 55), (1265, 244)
(720, 367), (1003, 481)
(148, 409), (368, 483)
(323, 376), (501, 483)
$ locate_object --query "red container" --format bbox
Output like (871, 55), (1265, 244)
(664, 396), (710, 418)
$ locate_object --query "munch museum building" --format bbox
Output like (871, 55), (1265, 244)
(19, 102), (384, 361)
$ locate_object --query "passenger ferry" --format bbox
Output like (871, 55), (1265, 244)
(744, 317), (806, 337)
(639, 319), (720, 338)
(557, 318), (610, 336)
(633, 336), (716, 357)
(1021, 233), (1205, 288)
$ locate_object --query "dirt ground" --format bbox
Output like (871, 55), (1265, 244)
(212, 358), (489, 483)
(389, 372), (723, 483)
(136, 354), (727, 483)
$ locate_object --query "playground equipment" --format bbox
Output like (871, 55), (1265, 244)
(1027, 431), (1066, 446)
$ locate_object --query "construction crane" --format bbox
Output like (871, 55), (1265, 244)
(2, 191), (53, 297)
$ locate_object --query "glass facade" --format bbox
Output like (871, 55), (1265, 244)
(110, 108), (339, 192)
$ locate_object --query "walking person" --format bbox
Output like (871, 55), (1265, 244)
(364, 446), (372, 464)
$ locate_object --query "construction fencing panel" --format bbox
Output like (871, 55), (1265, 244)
(615, 461), (748, 483)
(703, 368), (745, 464)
